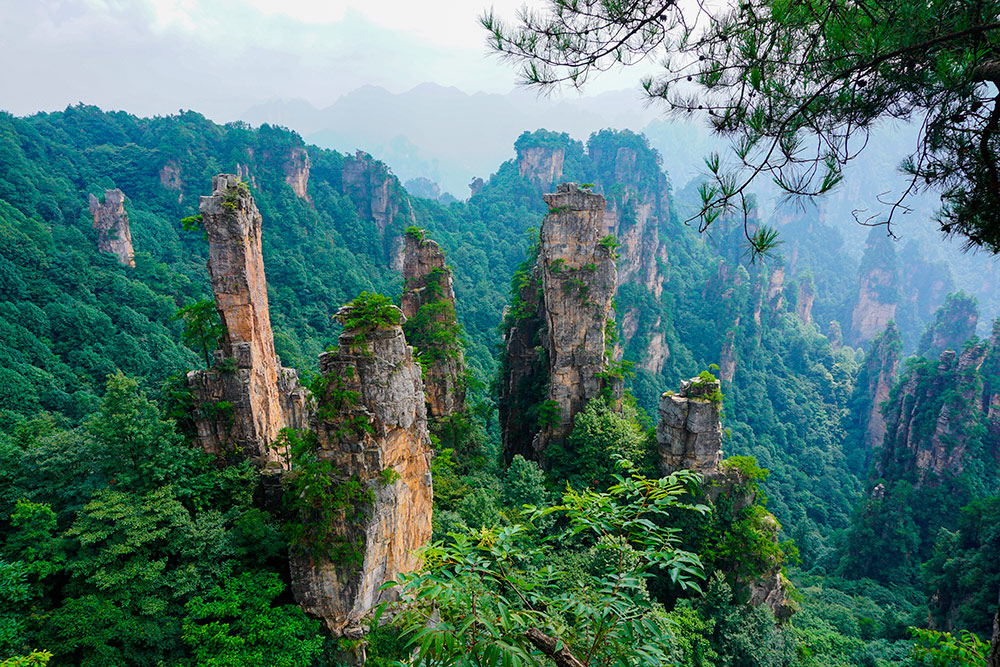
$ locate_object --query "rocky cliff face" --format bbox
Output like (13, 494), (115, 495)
(599, 145), (672, 374)
(656, 375), (792, 619)
(855, 323), (902, 457)
(284, 146), (311, 200)
(518, 146), (565, 187)
(535, 183), (620, 451)
(88, 189), (135, 268)
(187, 174), (310, 467)
(656, 376), (724, 475)
(877, 328), (1000, 484)
(500, 183), (620, 462)
(851, 232), (900, 345)
(342, 151), (415, 261)
(290, 304), (432, 643)
(797, 277), (815, 325)
(159, 161), (183, 203)
(401, 230), (466, 420)
(766, 264), (785, 312)
(499, 262), (547, 464)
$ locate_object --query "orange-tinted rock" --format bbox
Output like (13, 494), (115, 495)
(187, 174), (309, 467)
(400, 231), (466, 419)
(290, 304), (432, 640)
(89, 189), (135, 268)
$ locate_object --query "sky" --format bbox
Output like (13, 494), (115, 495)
(0, 0), (646, 121)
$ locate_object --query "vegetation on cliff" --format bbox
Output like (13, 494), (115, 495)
(0, 105), (997, 666)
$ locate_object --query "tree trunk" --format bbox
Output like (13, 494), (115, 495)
(524, 628), (587, 667)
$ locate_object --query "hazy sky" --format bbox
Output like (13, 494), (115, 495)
(0, 0), (645, 121)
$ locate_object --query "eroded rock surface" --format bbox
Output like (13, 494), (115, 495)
(290, 304), (432, 641)
(342, 151), (415, 260)
(187, 174), (309, 467)
(284, 146), (311, 200)
(917, 292), (979, 359)
(877, 328), (1000, 483)
(89, 189), (135, 267)
(535, 183), (620, 451)
(500, 183), (620, 463)
(856, 323), (902, 456)
(401, 230), (466, 419)
(656, 376), (724, 475)
(518, 145), (565, 187)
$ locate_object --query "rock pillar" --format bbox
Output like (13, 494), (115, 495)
(534, 183), (620, 453)
(187, 174), (309, 468)
(289, 303), (433, 641)
(89, 189), (135, 267)
(656, 376), (724, 475)
(400, 229), (466, 419)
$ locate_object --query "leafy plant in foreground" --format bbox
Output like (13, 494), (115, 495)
(388, 467), (708, 667)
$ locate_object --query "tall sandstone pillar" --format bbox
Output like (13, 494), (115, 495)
(400, 230), (466, 419)
(187, 174), (309, 468)
(499, 183), (620, 464)
(290, 303), (433, 647)
(535, 183), (620, 453)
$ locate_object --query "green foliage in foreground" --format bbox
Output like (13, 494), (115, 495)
(390, 468), (708, 667)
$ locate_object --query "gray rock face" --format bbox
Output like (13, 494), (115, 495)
(187, 174), (310, 468)
(499, 183), (621, 463)
(518, 146), (565, 186)
(89, 189), (135, 267)
(854, 323), (902, 457)
(290, 304), (433, 639)
(535, 183), (620, 453)
(342, 151), (415, 261)
(656, 376), (724, 475)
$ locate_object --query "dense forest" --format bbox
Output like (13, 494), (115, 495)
(0, 105), (997, 667)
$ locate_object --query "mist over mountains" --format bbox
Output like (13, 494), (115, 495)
(243, 82), (1000, 327)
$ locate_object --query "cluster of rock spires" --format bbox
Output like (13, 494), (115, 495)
(514, 140), (672, 376)
(496, 180), (791, 618)
(875, 321), (1000, 485)
(184, 174), (463, 658)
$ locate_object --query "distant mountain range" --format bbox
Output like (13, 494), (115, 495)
(241, 83), (1000, 326)
(241, 83), (723, 197)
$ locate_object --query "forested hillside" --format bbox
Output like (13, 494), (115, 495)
(0, 105), (997, 667)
